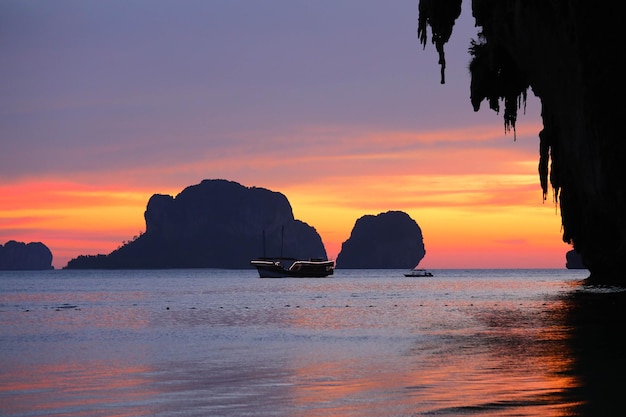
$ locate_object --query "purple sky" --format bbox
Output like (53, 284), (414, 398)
(1, 0), (541, 186)
(2, 1), (565, 269)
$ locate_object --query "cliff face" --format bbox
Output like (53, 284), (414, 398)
(66, 179), (327, 269)
(336, 211), (426, 269)
(419, 0), (626, 282)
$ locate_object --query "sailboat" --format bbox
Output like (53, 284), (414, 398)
(250, 227), (334, 278)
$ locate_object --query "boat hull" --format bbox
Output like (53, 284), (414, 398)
(251, 259), (334, 278)
(404, 269), (433, 277)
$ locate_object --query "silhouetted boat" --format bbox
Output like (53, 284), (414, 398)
(251, 226), (334, 278)
(404, 268), (433, 277)
(250, 257), (335, 278)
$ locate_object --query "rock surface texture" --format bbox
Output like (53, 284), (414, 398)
(0, 240), (53, 270)
(66, 179), (327, 269)
(336, 211), (426, 269)
(419, 0), (625, 283)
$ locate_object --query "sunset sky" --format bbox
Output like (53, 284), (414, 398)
(1, 1), (570, 269)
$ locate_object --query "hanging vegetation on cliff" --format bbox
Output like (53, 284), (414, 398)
(468, 36), (529, 137)
(417, 0), (626, 280)
(417, 0), (462, 84)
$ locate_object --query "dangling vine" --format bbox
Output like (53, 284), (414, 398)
(417, 0), (462, 84)
(418, 0), (529, 137)
(468, 36), (529, 139)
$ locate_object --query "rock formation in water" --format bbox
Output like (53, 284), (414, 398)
(0, 240), (54, 270)
(418, 0), (626, 283)
(566, 249), (585, 270)
(336, 211), (426, 269)
(65, 179), (327, 269)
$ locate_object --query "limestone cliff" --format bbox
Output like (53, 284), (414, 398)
(336, 211), (426, 269)
(419, 0), (626, 282)
(66, 179), (327, 269)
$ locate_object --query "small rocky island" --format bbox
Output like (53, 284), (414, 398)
(336, 211), (426, 269)
(0, 240), (54, 270)
(566, 249), (585, 270)
(65, 179), (328, 269)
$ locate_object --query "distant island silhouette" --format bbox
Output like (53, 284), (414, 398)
(566, 249), (585, 270)
(65, 179), (327, 269)
(336, 211), (425, 269)
(418, 1), (626, 283)
(0, 240), (53, 270)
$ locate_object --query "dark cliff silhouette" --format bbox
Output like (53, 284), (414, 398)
(65, 179), (327, 269)
(336, 211), (425, 269)
(566, 249), (585, 270)
(0, 240), (53, 270)
(418, 1), (626, 283)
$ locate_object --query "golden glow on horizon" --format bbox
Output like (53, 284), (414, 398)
(1, 169), (568, 269)
(0, 181), (162, 268)
(283, 169), (565, 268)
(0, 122), (571, 269)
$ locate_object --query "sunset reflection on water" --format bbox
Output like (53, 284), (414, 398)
(279, 288), (582, 416)
(1, 361), (157, 417)
(1, 269), (603, 416)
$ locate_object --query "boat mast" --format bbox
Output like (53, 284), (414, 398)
(280, 225), (284, 258)
(262, 229), (266, 258)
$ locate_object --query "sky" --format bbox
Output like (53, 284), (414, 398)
(0, 0), (571, 269)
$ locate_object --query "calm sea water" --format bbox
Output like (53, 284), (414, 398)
(2, 268), (625, 416)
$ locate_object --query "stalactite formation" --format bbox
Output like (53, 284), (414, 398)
(417, 0), (462, 84)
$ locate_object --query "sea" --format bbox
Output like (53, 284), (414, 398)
(2, 268), (625, 417)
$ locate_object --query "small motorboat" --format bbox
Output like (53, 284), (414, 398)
(404, 268), (433, 277)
